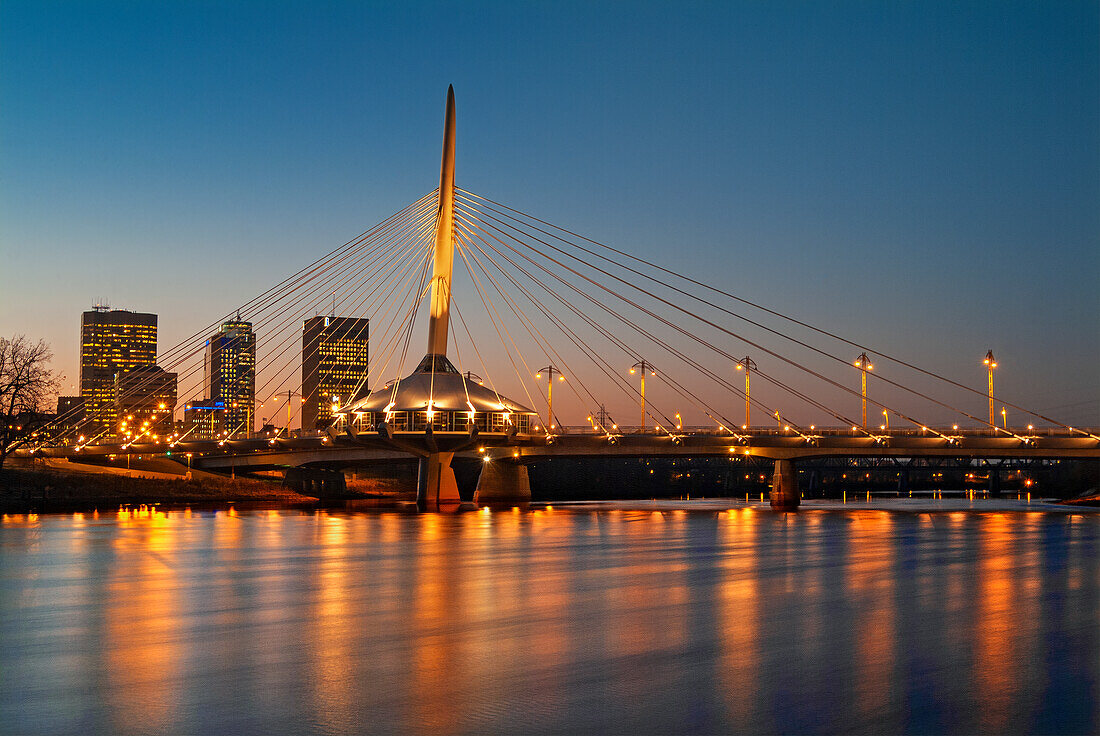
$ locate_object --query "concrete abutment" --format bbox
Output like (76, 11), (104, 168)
(473, 461), (531, 505)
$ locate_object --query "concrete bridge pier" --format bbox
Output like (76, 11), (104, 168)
(898, 468), (910, 494)
(770, 458), (800, 511)
(807, 469), (821, 496)
(473, 460), (531, 505)
(417, 452), (462, 511)
(988, 467), (1002, 498)
(283, 467), (347, 498)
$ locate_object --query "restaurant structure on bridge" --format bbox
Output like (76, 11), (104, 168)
(331, 354), (537, 436)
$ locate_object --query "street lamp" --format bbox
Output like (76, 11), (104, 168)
(854, 352), (873, 429)
(983, 350), (997, 432)
(1001, 406), (1007, 429)
(882, 409), (889, 431)
(734, 356), (757, 429)
(535, 366), (563, 432)
(267, 389), (304, 433)
(630, 360), (656, 432)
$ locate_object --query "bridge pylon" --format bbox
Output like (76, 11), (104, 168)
(333, 86), (536, 510)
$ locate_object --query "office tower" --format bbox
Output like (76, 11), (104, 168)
(205, 319), (255, 437)
(183, 398), (226, 441)
(115, 365), (177, 440)
(79, 307), (158, 438)
(301, 316), (369, 430)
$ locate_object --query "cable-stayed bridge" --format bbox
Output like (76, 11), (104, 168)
(28, 87), (1100, 510)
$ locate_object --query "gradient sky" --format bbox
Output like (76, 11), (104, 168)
(2, 1), (1097, 425)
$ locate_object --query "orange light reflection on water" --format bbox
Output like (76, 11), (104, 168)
(3, 505), (1096, 735)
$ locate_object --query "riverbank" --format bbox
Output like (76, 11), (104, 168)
(3, 457), (1097, 513)
(0, 458), (318, 512)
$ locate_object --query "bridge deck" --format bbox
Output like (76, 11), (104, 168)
(24, 428), (1100, 471)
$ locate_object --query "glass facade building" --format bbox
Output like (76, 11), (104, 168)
(302, 316), (369, 430)
(205, 320), (255, 438)
(115, 364), (177, 440)
(79, 307), (158, 439)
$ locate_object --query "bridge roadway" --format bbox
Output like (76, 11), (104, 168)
(31, 427), (1100, 470)
(28, 428), (1098, 509)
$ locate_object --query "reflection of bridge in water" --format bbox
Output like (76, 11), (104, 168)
(29, 87), (1099, 509)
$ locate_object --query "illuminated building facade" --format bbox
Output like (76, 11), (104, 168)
(205, 320), (255, 437)
(115, 365), (177, 441)
(183, 398), (226, 440)
(302, 316), (369, 430)
(79, 307), (158, 439)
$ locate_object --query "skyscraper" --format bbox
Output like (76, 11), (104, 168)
(205, 319), (255, 437)
(115, 365), (177, 440)
(302, 316), (369, 430)
(79, 307), (158, 438)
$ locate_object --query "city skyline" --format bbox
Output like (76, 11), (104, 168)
(1, 1), (1097, 426)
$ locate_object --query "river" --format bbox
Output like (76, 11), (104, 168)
(1, 499), (1097, 735)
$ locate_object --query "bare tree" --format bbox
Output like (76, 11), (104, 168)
(0, 336), (61, 472)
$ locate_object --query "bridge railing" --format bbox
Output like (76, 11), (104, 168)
(553, 425), (1097, 438)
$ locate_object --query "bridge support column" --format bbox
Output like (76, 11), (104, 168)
(473, 461), (531, 505)
(282, 467), (347, 498)
(417, 452), (461, 511)
(988, 466), (1001, 498)
(770, 458), (800, 511)
(898, 468), (910, 494)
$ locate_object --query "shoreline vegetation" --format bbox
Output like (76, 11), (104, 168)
(1, 457), (1097, 514)
(0, 458), (410, 513)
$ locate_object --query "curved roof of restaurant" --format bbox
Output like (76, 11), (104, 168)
(336, 354), (535, 415)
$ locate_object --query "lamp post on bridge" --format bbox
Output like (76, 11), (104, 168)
(630, 360), (656, 433)
(263, 389), (304, 435)
(535, 366), (563, 432)
(854, 353), (873, 429)
(734, 356), (757, 429)
(983, 350), (997, 433)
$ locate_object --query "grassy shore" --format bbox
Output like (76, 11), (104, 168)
(0, 458), (318, 512)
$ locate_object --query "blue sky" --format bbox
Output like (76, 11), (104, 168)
(1, 1), (1097, 425)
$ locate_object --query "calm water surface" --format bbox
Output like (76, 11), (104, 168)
(1, 500), (1098, 735)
